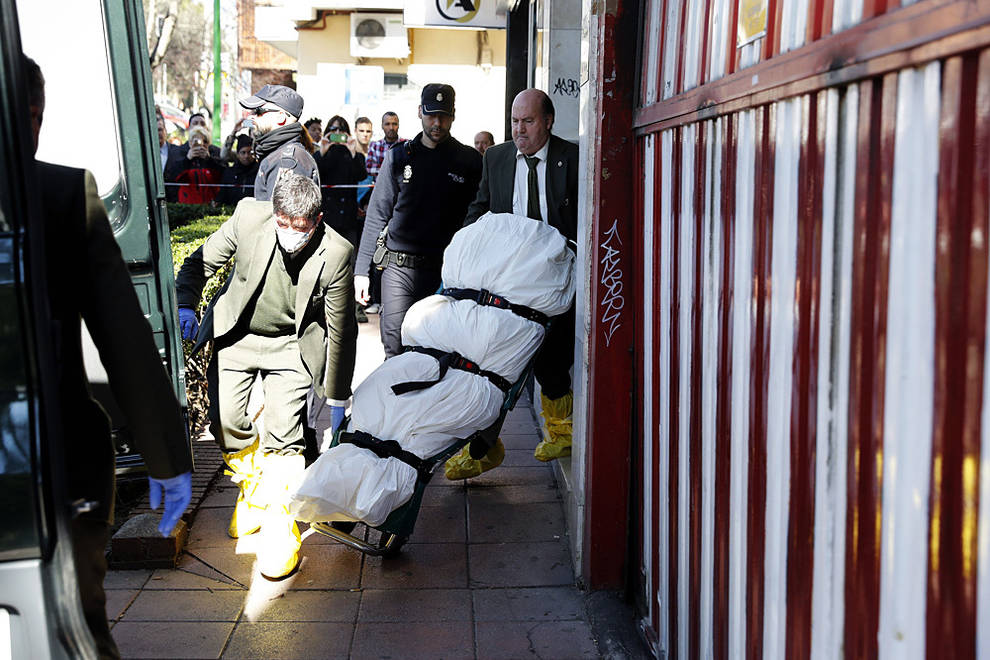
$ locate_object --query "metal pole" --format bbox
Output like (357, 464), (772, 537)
(213, 0), (221, 146)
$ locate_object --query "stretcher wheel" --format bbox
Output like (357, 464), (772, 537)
(378, 532), (406, 558)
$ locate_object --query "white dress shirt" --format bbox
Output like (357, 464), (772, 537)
(160, 142), (169, 171)
(512, 140), (549, 223)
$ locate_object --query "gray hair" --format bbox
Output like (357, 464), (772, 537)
(272, 169), (322, 222)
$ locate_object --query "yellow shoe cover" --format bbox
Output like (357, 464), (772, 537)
(444, 438), (506, 480)
(224, 439), (265, 538)
(257, 454), (305, 579)
(535, 392), (573, 462)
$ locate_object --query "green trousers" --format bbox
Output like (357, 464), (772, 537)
(208, 332), (312, 455)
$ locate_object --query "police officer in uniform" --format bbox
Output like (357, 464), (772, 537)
(354, 84), (482, 357)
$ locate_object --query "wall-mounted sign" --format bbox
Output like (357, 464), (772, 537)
(737, 0), (768, 46)
(404, 0), (508, 30)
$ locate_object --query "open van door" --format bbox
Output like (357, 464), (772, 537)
(16, 0), (191, 475)
(0, 1), (109, 656)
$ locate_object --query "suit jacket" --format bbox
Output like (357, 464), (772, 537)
(37, 162), (191, 523)
(464, 134), (578, 242)
(174, 199), (357, 400)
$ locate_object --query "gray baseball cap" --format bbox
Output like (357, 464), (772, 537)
(239, 84), (304, 119)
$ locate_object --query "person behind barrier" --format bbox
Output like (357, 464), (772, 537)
(163, 111), (221, 201)
(316, 115), (366, 249)
(364, 110), (405, 179)
(26, 55), (192, 659)
(174, 169), (356, 579)
(304, 117), (323, 151)
(157, 113), (180, 173)
(473, 130), (494, 154)
(451, 88), (579, 478)
(354, 84), (482, 357)
(215, 134), (258, 206)
(170, 125), (224, 204)
(239, 84), (320, 201)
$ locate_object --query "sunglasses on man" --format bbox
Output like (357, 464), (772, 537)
(253, 106), (280, 116)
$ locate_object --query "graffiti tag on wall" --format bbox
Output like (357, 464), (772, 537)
(599, 219), (624, 347)
(553, 77), (580, 98)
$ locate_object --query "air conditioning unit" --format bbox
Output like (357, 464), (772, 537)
(350, 13), (409, 59)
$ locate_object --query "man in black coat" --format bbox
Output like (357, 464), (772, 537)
(26, 56), (192, 659)
(452, 88), (579, 478)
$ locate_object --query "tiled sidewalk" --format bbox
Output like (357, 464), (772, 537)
(106, 315), (602, 659)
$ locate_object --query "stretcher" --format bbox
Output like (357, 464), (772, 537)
(296, 213), (575, 557)
(308, 320), (545, 557)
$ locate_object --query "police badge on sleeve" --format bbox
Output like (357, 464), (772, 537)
(402, 164), (412, 183)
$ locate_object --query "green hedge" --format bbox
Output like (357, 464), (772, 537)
(166, 202), (235, 231)
(170, 212), (234, 436)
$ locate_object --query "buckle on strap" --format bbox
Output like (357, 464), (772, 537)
(340, 430), (430, 481)
(392, 346), (512, 393)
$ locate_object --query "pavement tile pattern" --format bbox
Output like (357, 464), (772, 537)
(107, 316), (602, 658)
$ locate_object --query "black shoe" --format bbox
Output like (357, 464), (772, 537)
(356, 305), (368, 323)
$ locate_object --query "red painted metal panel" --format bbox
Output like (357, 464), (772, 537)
(713, 113), (738, 660)
(746, 103), (776, 660)
(726, 0), (741, 75)
(583, 2), (637, 589)
(675, 0), (690, 97)
(927, 51), (984, 659)
(784, 92), (826, 660)
(656, 0), (670, 104)
(668, 125), (683, 659)
(844, 73), (896, 659)
(688, 122), (707, 660)
(700, 0), (714, 85)
(765, 0), (785, 60)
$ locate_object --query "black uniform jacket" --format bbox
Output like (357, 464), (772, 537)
(355, 133), (482, 276)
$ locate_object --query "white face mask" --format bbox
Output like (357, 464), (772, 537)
(274, 221), (314, 254)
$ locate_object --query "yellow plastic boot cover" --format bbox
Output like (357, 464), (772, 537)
(444, 438), (506, 480)
(535, 392), (573, 462)
(223, 438), (265, 538)
(257, 453), (305, 579)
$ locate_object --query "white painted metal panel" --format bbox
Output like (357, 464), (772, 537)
(810, 84), (858, 660)
(779, 0), (809, 53)
(730, 108), (757, 658)
(682, 0), (706, 92)
(877, 61), (941, 660)
(708, 0), (732, 82)
(644, 0), (663, 106)
(763, 97), (800, 660)
(832, 0), (865, 33)
(642, 134), (657, 624)
(659, 129), (676, 653)
(678, 122), (697, 660)
(662, 1), (684, 100)
(699, 118), (722, 660)
(739, 41), (761, 70)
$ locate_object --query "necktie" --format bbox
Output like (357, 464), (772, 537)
(525, 155), (542, 221)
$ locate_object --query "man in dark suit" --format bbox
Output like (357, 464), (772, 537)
(451, 88), (578, 479)
(26, 56), (192, 659)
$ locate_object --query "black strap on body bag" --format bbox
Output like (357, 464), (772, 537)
(440, 287), (550, 326)
(391, 346), (512, 395)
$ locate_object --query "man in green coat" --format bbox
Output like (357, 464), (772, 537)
(175, 170), (357, 578)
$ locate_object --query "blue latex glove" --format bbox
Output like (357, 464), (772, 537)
(178, 307), (199, 341)
(330, 405), (346, 434)
(148, 472), (192, 537)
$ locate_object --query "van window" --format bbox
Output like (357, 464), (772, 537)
(16, 0), (126, 230)
(0, 234), (39, 560)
